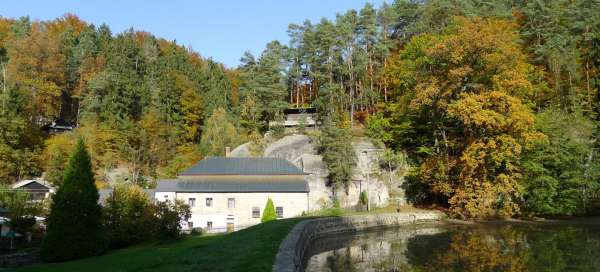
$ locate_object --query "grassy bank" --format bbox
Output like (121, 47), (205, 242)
(13, 218), (304, 272)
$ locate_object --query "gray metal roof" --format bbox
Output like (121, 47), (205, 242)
(156, 176), (309, 193)
(179, 157), (305, 176)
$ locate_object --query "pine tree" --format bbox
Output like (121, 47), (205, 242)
(41, 138), (107, 261)
(261, 198), (277, 223)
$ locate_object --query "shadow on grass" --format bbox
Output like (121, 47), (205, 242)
(14, 218), (305, 272)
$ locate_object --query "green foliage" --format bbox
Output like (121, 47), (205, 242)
(151, 199), (191, 240)
(0, 15), (235, 184)
(359, 191), (368, 206)
(200, 108), (245, 156)
(261, 198), (276, 223)
(103, 184), (192, 247)
(1, 0), (600, 220)
(0, 87), (42, 185)
(269, 118), (286, 139)
(103, 184), (153, 248)
(521, 108), (600, 216)
(0, 186), (42, 234)
(238, 41), (288, 132)
(318, 122), (356, 193)
(41, 138), (107, 262)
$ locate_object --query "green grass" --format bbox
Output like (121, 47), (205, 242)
(12, 218), (304, 272)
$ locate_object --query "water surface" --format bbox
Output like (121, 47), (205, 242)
(303, 221), (600, 272)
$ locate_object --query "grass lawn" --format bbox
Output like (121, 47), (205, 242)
(12, 218), (304, 272)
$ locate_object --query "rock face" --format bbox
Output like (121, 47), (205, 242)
(344, 138), (391, 209)
(231, 134), (405, 211)
(230, 142), (252, 157)
(264, 134), (316, 162)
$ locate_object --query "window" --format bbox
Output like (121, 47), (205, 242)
(252, 207), (260, 218)
(188, 198), (196, 207)
(187, 221), (194, 229)
(228, 198), (235, 208)
(206, 221), (213, 229)
(276, 207), (283, 218)
(206, 197), (213, 207)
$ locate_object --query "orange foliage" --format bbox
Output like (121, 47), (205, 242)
(386, 17), (545, 218)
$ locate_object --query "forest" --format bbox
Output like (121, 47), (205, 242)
(1, 0), (599, 218)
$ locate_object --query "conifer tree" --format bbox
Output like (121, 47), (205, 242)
(261, 198), (277, 223)
(41, 138), (107, 261)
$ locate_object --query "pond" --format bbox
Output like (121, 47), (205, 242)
(303, 220), (600, 272)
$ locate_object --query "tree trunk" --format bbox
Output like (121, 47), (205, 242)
(586, 61), (592, 111)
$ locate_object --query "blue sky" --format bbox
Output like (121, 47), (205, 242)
(2, 0), (386, 68)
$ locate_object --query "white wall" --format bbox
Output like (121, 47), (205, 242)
(156, 191), (309, 232)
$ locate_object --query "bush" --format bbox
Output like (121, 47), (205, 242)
(151, 199), (191, 240)
(270, 122), (285, 139)
(0, 186), (42, 235)
(41, 139), (107, 262)
(261, 198), (276, 223)
(359, 191), (368, 206)
(103, 184), (153, 248)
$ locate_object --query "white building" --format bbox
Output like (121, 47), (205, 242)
(155, 157), (310, 232)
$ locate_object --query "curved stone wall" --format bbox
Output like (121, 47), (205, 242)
(272, 212), (444, 272)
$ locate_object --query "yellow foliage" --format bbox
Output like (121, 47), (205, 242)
(386, 17), (545, 218)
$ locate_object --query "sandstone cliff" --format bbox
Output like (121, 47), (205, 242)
(231, 134), (407, 211)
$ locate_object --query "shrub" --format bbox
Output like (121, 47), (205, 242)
(151, 199), (191, 240)
(41, 139), (107, 262)
(0, 186), (42, 235)
(103, 184), (153, 248)
(359, 191), (368, 206)
(261, 198), (276, 223)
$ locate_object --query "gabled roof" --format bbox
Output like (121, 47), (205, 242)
(156, 176), (309, 193)
(179, 157), (305, 176)
(11, 179), (54, 191)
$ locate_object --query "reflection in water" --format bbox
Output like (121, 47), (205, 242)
(304, 222), (600, 272)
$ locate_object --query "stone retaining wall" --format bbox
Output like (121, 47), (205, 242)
(272, 212), (444, 272)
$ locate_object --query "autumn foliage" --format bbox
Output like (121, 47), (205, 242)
(383, 17), (545, 218)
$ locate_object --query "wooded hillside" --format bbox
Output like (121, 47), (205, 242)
(1, 0), (600, 218)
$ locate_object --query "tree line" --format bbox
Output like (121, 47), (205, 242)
(245, 0), (600, 217)
(1, 0), (600, 218)
(0, 15), (236, 187)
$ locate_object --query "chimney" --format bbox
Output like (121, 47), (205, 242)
(225, 146), (231, 157)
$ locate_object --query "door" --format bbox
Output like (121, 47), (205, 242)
(226, 222), (234, 232)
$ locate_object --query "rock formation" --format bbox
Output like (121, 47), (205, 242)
(230, 134), (406, 211)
